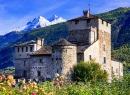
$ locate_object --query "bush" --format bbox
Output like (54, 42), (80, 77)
(72, 60), (108, 82)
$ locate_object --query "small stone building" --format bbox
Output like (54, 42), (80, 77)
(15, 10), (123, 82)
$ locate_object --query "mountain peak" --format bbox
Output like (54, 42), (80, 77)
(10, 15), (66, 32)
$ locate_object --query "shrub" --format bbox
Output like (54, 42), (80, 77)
(72, 60), (108, 82)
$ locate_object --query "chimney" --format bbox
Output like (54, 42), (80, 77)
(36, 37), (44, 46)
(83, 10), (89, 18)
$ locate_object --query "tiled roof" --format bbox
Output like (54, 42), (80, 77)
(52, 39), (76, 46)
(111, 58), (122, 63)
(30, 46), (52, 55)
(68, 14), (111, 24)
(15, 40), (36, 47)
(77, 45), (90, 53)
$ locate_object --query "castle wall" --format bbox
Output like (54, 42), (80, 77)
(15, 58), (30, 78)
(15, 46), (34, 59)
(84, 40), (99, 62)
(29, 55), (51, 81)
(98, 29), (112, 82)
(111, 60), (123, 79)
(51, 46), (77, 79)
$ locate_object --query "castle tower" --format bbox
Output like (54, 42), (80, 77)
(68, 10), (112, 82)
(51, 39), (77, 79)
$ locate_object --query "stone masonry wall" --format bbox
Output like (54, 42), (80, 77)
(30, 55), (51, 81)
(51, 46), (77, 79)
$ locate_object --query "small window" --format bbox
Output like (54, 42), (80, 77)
(106, 22), (108, 26)
(40, 59), (42, 63)
(57, 69), (58, 73)
(116, 69), (118, 73)
(89, 55), (91, 60)
(37, 71), (41, 76)
(18, 47), (19, 52)
(26, 47), (28, 52)
(24, 70), (27, 77)
(52, 58), (53, 61)
(61, 67), (62, 70)
(75, 20), (79, 24)
(104, 57), (106, 63)
(103, 45), (105, 51)
(102, 31), (104, 35)
(87, 19), (90, 23)
(22, 47), (24, 52)
(24, 60), (26, 66)
(102, 20), (104, 24)
(111, 66), (113, 71)
(52, 49), (55, 53)
(30, 47), (33, 52)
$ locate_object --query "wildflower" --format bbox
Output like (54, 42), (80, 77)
(60, 81), (64, 84)
(55, 73), (59, 77)
(44, 92), (47, 95)
(0, 83), (4, 86)
(22, 86), (27, 91)
(27, 81), (31, 84)
(35, 89), (38, 93)
(7, 75), (13, 80)
(15, 90), (19, 93)
(0, 76), (2, 80)
(22, 80), (25, 84)
(56, 82), (59, 85)
(34, 86), (38, 89)
(60, 76), (64, 79)
(49, 93), (54, 95)
(31, 92), (36, 95)
(42, 90), (45, 93)
(1, 75), (5, 79)
(1, 87), (6, 91)
(40, 88), (44, 91)
(32, 82), (37, 86)
(7, 81), (11, 86)
(12, 79), (16, 85)
(56, 78), (59, 81)
(58, 86), (61, 90)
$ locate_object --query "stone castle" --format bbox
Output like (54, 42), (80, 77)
(15, 10), (123, 82)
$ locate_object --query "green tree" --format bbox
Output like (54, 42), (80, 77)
(72, 60), (108, 82)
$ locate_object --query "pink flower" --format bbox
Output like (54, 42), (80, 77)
(22, 86), (27, 91)
(56, 82), (59, 85)
(31, 92), (36, 95)
(55, 73), (59, 77)
(1, 75), (5, 79)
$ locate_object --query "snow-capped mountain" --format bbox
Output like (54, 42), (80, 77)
(48, 15), (66, 24)
(10, 15), (66, 32)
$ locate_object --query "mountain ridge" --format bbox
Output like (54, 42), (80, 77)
(0, 7), (130, 69)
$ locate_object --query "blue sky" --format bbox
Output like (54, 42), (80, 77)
(0, 0), (130, 35)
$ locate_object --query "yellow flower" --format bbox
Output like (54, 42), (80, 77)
(1, 87), (6, 91)
(22, 80), (25, 84)
(7, 75), (13, 80)
(44, 93), (47, 95)
(42, 90), (45, 93)
(58, 86), (61, 90)
(34, 86), (38, 89)
(7, 81), (11, 86)
(60, 76), (64, 79)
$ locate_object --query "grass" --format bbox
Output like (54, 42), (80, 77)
(0, 73), (130, 95)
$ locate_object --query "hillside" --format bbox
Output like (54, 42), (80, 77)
(0, 7), (130, 69)
(0, 22), (68, 69)
(0, 32), (24, 49)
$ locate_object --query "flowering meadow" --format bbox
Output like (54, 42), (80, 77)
(0, 73), (130, 95)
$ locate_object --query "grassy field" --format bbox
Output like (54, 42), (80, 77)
(0, 66), (15, 76)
